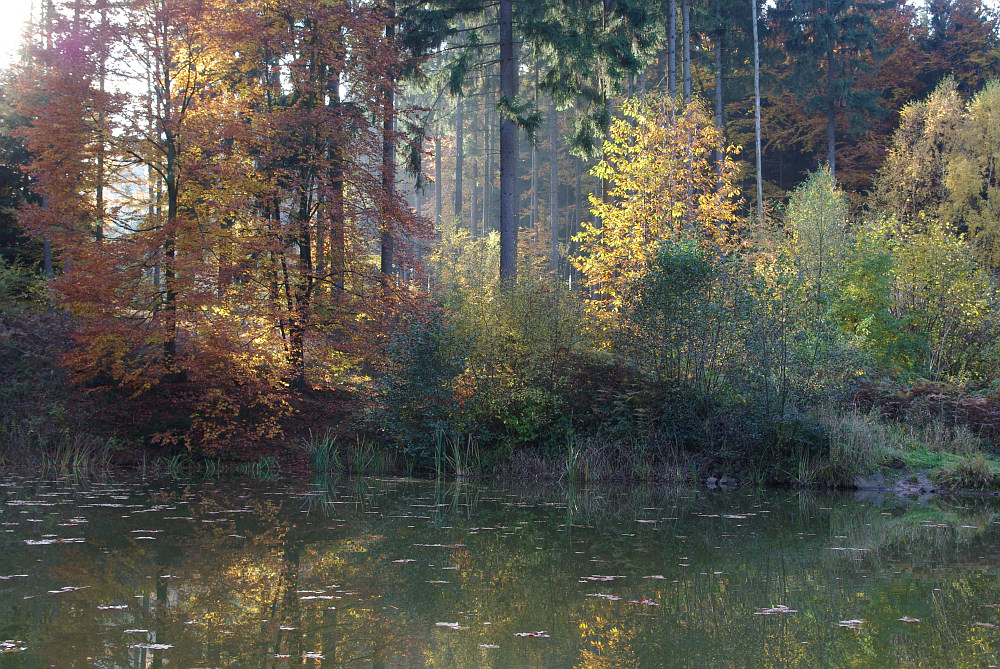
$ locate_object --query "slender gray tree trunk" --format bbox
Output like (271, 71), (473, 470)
(380, 0), (396, 277)
(549, 95), (559, 275)
(471, 87), (479, 233)
(827, 0), (836, 178)
(454, 93), (464, 224)
(530, 62), (539, 230)
(668, 0), (676, 98)
(499, 0), (518, 281)
(434, 129), (442, 229)
(714, 2), (724, 170)
(682, 0), (691, 103)
(752, 0), (763, 223)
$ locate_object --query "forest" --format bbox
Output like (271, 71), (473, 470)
(2, 0), (1000, 488)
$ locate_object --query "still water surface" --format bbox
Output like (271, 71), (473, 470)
(1, 475), (999, 667)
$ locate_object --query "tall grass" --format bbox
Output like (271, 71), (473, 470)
(303, 429), (342, 474)
(822, 411), (891, 483)
(819, 410), (991, 488)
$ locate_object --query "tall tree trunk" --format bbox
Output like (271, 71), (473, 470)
(714, 2), (724, 172)
(549, 95), (558, 275)
(434, 126), (442, 229)
(434, 52), (443, 230)
(291, 185), (313, 388)
(657, 48), (666, 93)
(668, 0), (676, 98)
(573, 155), (581, 289)
(380, 0), (396, 277)
(499, 0), (518, 281)
(682, 0), (691, 103)
(330, 69), (345, 293)
(752, 0), (763, 223)
(454, 92), (464, 224)
(95, 1), (107, 243)
(827, 0), (836, 178)
(530, 62), (539, 230)
(484, 84), (494, 234)
(471, 91), (479, 234)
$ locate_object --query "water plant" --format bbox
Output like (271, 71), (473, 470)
(237, 456), (279, 479)
(304, 428), (342, 474)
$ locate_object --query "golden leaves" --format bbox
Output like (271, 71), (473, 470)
(573, 94), (740, 314)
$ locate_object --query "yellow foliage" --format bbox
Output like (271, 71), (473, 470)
(573, 95), (741, 314)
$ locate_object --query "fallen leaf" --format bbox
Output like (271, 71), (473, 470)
(754, 605), (797, 615)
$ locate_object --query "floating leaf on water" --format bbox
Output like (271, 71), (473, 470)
(130, 643), (173, 650)
(25, 538), (84, 545)
(435, 622), (469, 630)
(838, 619), (865, 629)
(754, 605), (797, 615)
(0, 640), (27, 653)
(515, 631), (550, 638)
(631, 598), (659, 606)
(47, 586), (87, 594)
(899, 616), (920, 623)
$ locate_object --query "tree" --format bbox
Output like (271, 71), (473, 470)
(785, 167), (848, 309)
(771, 0), (896, 178)
(874, 77), (1000, 269)
(573, 94), (739, 313)
(14, 0), (424, 449)
(925, 0), (1000, 96)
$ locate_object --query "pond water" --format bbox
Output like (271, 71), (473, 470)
(1, 475), (999, 667)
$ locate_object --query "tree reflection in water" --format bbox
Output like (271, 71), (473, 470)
(1, 476), (1000, 667)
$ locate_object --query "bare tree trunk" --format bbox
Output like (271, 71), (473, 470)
(573, 155), (581, 289)
(657, 48), (666, 92)
(434, 128), (442, 229)
(682, 0), (691, 103)
(483, 91), (490, 236)
(471, 87), (479, 233)
(380, 0), (396, 276)
(668, 0), (676, 98)
(714, 2), (724, 172)
(499, 0), (518, 281)
(549, 95), (558, 275)
(752, 0), (763, 223)
(827, 0), (836, 178)
(330, 68), (345, 292)
(454, 92), (464, 225)
(530, 62), (539, 230)
(434, 52), (443, 230)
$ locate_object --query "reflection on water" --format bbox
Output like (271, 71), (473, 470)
(1, 474), (1000, 667)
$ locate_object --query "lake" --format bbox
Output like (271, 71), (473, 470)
(1, 474), (998, 667)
